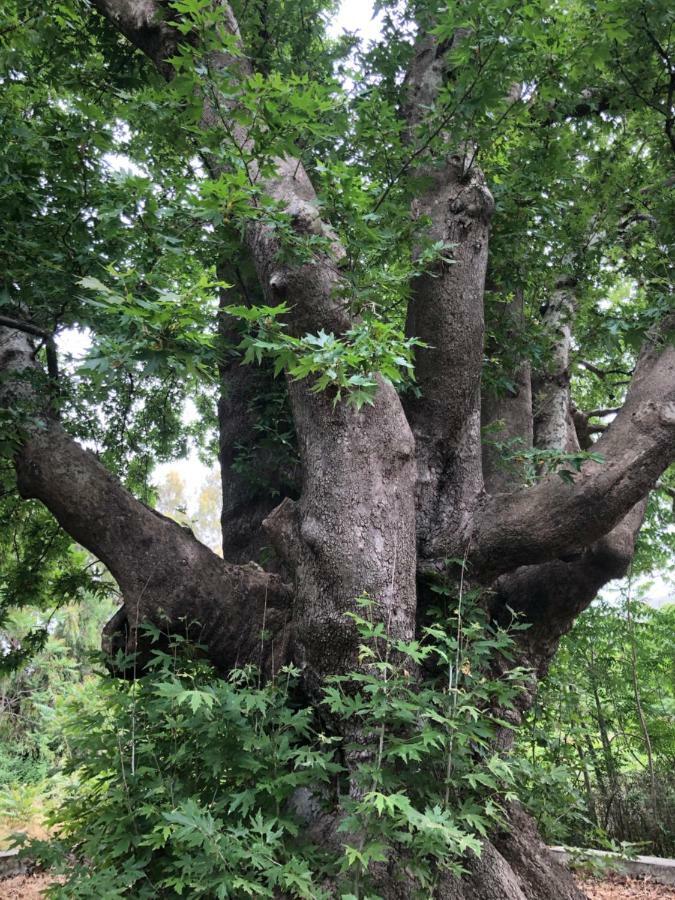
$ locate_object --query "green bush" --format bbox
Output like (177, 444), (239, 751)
(24, 599), (530, 898)
(517, 598), (675, 856)
(0, 745), (48, 786)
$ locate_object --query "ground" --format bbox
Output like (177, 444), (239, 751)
(0, 872), (63, 899)
(578, 875), (675, 900)
(0, 872), (673, 898)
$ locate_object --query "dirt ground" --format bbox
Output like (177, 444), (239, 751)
(0, 871), (674, 898)
(577, 875), (675, 899)
(0, 872), (62, 899)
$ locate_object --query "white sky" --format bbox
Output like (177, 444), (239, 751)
(328, 0), (383, 39)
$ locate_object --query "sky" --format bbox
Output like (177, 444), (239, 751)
(328, 0), (383, 40)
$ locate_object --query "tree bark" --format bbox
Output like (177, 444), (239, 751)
(365, 804), (586, 900)
(217, 272), (298, 564)
(465, 318), (675, 578)
(88, 0), (419, 683)
(490, 501), (647, 676)
(482, 289), (534, 494)
(402, 28), (494, 551)
(532, 278), (578, 453)
(270, 377), (417, 686)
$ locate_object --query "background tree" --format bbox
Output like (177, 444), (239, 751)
(156, 466), (224, 552)
(518, 594), (675, 856)
(0, 0), (673, 897)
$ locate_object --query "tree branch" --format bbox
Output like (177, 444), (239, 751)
(401, 27), (494, 548)
(532, 279), (577, 452)
(482, 290), (534, 494)
(490, 503), (646, 676)
(216, 265), (298, 563)
(578, 360), (634, 380)
(1, 325), (291, 673)
(88, 0), (347, 339)
(454, 316), (674, 579)
(0, 315), (59, 383)
(80, 1), (421, 682)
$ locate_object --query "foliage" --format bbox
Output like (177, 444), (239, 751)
(517, 595), (675, 856)
(227, 303), (423, 408)
(0, 591), (117, 848)
(18, 599), (530, 899)
(0, 499), (113, 675)
(0, 0), (673, 888)
(482, 432), (606, 485)
(77, 271), (219, 384)
(1, 0), (673, 568)
(323, 595), (530, 895)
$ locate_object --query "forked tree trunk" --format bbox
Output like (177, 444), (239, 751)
(2, 3), (675, 898)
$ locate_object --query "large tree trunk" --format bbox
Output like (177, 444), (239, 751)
(217, 271), (299, 565)
(3, 4), (675, 898)
(435, 804), (585, 900)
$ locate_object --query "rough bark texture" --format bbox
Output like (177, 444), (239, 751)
(274, 377), (417, 686)
(88, 0), (418, 681)
(468, 317), (675, 578)
(403, 29), (494, 551)
(482, 290), (534, 494)
(489, 804), (586, 900)
(18, 426), (292, 672)
(217, 324), (280, 563)
(217, 278), (298, 564)
(532, 279), (578, 452)
(365, 804), (586, 900)
(491, 502), (647, 676)
(433, 807), (586, 900)
(405, 157), (493, 550)
(482, 361), (533, 494)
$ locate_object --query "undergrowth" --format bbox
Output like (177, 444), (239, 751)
(18, 598), (531, 899)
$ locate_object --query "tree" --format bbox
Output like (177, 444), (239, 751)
(157, 465), (224, 552)
(0, 0), (673, 896)
(520, 596), (675, 855)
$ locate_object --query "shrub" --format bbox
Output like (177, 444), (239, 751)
(25, 600), (530, 898)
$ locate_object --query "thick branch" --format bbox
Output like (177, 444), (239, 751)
(532, 278), (578, 452)
(89, 0), (347, 340)
(1, 326), (290, 673)
(482, 290), (534, 494)
(88, 0), (180, 78)
(0, 314), (59, 383)
(402, 28), (494, 548)
(463, 318), (675, 578)
(216, 269), (299, 564)
(490, 502), (646, 676)
(269, 377), (417, 685)
(83, 1), (420, 681)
